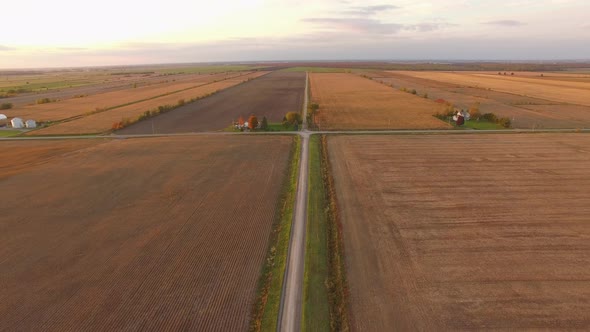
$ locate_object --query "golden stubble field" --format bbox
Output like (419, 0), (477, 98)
(310, 73), (450, 130)
(0, 135), (293, 331)
(329, 134), (590, 331)
(3, 72), (248, 122)
(27, 72), (267, 135)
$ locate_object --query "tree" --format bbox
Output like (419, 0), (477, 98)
(238, 116), (245, 127)
(285, 112), (302, 125)
(261, 116), (268, 130)
(0, 103), (13, 110)
(248, 115), (258, 130)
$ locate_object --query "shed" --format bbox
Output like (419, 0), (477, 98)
(25, 119), (37, 128)
(11, 117), (24, 129)
(0, 114), (7, 127)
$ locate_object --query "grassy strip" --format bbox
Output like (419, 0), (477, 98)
(0, 130), (22, 137)
(250, 135), (301, 332)
(302, 135), (331, 331)
(319, 135), (350, 331)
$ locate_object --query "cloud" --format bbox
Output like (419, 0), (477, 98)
(303, 17), (403, 35)
(302, 17), (454, 36)
(58, 47), (87, 51)
(484, 20), (526, 27)
(342, 4), (399, 16)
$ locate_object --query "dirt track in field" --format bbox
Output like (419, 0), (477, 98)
(0, 135), (293, 331)
(117, 71), (305, 134)
(328, 134), (590, 331)
(310, 73), (449, 130)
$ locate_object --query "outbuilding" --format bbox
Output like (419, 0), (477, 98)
(11, 117), (24, 129)
(25, 119), (37, 128)
(0, 114), (7, 127)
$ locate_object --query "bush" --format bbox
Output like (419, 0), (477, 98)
(36, 98), (54, 104)
(482, 113), (498, 123)
(411, 89), (417, 95)
(0, 103), (13, 110)
(498, 117), (512, 128)
(177, 99), (185, 106)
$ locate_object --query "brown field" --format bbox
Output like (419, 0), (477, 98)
(310, 73), (450, 130)
(0, 135), (293, 331)
(118, 71), (305, 134)
(329, 134), (590, 331)
(27, 72), (267, 135)
(369, 71), (590, 129)
(399, 71), (590, 103)
(3, 72), (248, 122)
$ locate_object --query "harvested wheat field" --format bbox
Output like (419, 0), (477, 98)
(0, 135), (293, 331)
(3, 72), (249, 122)
(27, 72), (267, 135)
(310, 73), (449, 130)
(369, 71), (590, 129)
(329, 134), (590, 331)
(117, 71), (305, 134)
(399, 71), (590, 106)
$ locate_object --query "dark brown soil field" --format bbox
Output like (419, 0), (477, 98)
(117, 71), (305, 134)
(328, 134), (590, 331)
(0, 135), (293, 331)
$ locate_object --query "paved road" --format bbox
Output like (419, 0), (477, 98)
(278, 72), (310, 332)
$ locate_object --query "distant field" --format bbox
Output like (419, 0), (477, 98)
(368, 71), (590, 129)
(0, 135), (293, 331)
(26, 72), (266, 135)
(309, 73), (449, 130)
(155, 65), (263, 74)
(328, 134), (590, 331)
(4, 72), (246, 122)
(118, 71), (305, 134)
(284, 67), (350, 73)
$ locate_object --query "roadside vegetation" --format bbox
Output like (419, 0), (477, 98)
(0, 130), (21, 137)
(250, 136), (301, 332)
(303, 135), (350, 331)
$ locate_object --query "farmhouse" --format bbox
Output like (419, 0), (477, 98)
(11, 117), (24, 129)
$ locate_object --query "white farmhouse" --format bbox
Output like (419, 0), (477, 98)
(11, 117), (24, 129)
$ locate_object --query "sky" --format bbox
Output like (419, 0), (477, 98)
(1, 0), (589, 68)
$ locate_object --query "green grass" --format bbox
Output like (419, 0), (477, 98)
(250, 136), (301, 332)
(283, 67), (351, 73)
(302, 135), (331, 331)
(224, 123), (300, 132)
(0, 130), (21, 137)
(460, 120), (505, 130)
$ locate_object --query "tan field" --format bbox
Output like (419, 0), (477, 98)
(2, 72), (248, 122)
(398, 71), (590, 106)
(329, 134), (590, 331)
(310, 73), (450, 130)
(368, 71), (590, 129)
(0, 135), (293, 331)
(27, 72), (267, 135)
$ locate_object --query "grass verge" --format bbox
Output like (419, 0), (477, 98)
(303, 135), (350, 331)
(250, 135), (301, 332)
(302, 135), (331, 331)
(0, 130), (22, 137)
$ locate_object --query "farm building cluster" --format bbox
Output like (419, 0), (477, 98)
(0, 114), (36, 129)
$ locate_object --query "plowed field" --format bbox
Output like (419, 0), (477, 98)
(0, 135), (293, 331)
(117, 71), (305, 134)
(309, 73), (449, 130)
(329, 134), (590, 331)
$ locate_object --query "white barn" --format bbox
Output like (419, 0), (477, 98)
(25, 119), (37, 128)
(11, 117), (24, 129)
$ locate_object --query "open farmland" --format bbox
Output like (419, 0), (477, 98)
(328, 134), (590, 330)
(366, 71), (590, 129)
(117, 71), (305, 134)
(3, 72), (249, 122)
(26, 72), (267, 135)
(0, 135), (293, 331)
(309, 73), (450, 130)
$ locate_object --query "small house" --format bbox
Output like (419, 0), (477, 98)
(25, 119), (37, 128)
(11, 117), (24, 129)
